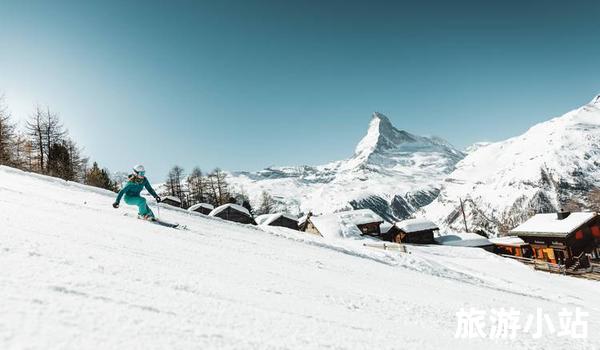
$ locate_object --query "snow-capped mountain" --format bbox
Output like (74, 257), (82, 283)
(228, 112), (464, 221)
(422, 94), (600, 235)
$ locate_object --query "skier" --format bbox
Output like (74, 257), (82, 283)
(112, 165), (161, 220)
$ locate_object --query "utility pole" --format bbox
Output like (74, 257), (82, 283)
(459, 198), (469, 232)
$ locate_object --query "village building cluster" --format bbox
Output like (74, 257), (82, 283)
(155, 197), (600, 277)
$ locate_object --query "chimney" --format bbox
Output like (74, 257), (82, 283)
(557, 210), (571, 220)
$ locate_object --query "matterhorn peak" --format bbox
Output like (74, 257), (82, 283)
(351, 111), (462, 168)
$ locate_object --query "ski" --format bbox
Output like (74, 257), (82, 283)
(123, 213), (185, 229)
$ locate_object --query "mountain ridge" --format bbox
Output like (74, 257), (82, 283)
(228, 112), (464, 221)
(421, 94), (600, 234)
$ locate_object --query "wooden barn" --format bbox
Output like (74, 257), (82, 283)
(509, 211), (600, 268)
(256, 213), (299, 230)
(489, 236), (532, 258)
(209, 203), (256, 225)
(188, 203), (214, 215)
(303, 209), (384, 238)
(161, 195), (182, 208)
(384, 218), (439, 244)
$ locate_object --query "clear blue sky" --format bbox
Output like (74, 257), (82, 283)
(1, 0), (599, 177)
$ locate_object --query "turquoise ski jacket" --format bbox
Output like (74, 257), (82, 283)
(115, 175), (158, 203)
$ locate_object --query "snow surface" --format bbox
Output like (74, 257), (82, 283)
(1, 165), (600, 349)
(435, 232), (493, 248)
(509, 212), (596, 236)
(187, 202), (214, 212)
(227, 112), (464, 221)
(255, 213), (298, 226)
(310, 209), (383, 239)
(487, 236), (526, 248)
(395, 218), (439, 233)
(422, 95), (600, 235)
(209, 203), (250, 217)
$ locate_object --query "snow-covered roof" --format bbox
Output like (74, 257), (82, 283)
(298, 214), (309, 225)
(380, 221), (393, 234)
(256, 213), (298, 226)
(488, 236), (527, 247)
(509, 212), (596, 237)
(309, 209), (383, 239)
(188, 203), (214, 212)
(163, 195), (181, 203)
(209, 203), (251, 217)
(394, 218), (438, 233)
(435, 232), (492, 248)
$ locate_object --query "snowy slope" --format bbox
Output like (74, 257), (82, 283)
(1, 165), (600, 349)
(228, 113), (464, 222)
(422, 94), (600, 234)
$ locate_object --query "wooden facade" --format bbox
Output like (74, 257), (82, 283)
(210, 204), (257, 225)
(384, 219), (439, 244)
(385, 227), (436, 244)
(161, 196), (182, 208)
(492, 242), (532, 258)
(188, 203), (214, 215)
(302, 209), (384, 238)
(268, 215), (299, 230)
(510, 212), (600, 269)
(357, 222), (381, 236)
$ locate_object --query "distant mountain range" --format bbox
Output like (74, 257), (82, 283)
(227, 112), (464, 222)
(421, 94), (600, 234)
(229, 94), (600, 235)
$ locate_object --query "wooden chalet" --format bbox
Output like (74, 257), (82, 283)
(188, 203), (214, 215)
(489, 236), (532, 258)
(509, 211), (600, 269)
(161, 195), (182, 208)
(255, 213), (299, 230)
(209, 203), (256, 225)
(384, 218), (439, 244)
(303, 209), (384, 238)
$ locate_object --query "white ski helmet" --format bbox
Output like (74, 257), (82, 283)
(133, 164), (146, 175)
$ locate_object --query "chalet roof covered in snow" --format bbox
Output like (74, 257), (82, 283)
(509, 212), (597, 237)
(488, 236), (527, 247)
(209, 203), (251, 217)
(256, 213), (298, 226)
(394, 218), (438, 233)
(162, 195), (182, 203)
(310, 209), (383, 239)
(188, 203), (214, 212)
(434, 232), (492, 248)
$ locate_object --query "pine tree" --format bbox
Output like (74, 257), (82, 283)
(85, 162), (118, 191)
(47, 142), (73, 180)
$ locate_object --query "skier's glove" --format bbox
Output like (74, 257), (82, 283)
(155, 196), (162, 203)
(112, 202), (119, 208)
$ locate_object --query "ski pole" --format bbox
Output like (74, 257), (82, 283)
(156, 200), (161, 219)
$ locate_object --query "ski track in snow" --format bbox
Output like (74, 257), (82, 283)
(0, 165), (599, 349)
